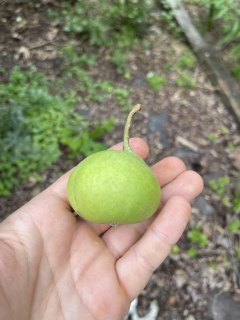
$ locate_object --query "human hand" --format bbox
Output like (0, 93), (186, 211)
(0, 138), (203, 320)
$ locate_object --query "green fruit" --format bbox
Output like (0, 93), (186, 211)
(67, 104), (161, 225)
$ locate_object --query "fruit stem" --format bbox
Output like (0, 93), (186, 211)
(123, 104), (141, 151)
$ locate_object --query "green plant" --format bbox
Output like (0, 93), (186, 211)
(235, 246), (240, 259)
(209, 176), (229, 194)
(199, 0), (240, 87)
(227, 141), (235, 151)
(111, 49), (127, 74)
(112, 87), (133, 110)
(233, 197), (240, 212)
(221, 126), (227, 134)
(61, 45), (104, 101)
(175, 54), (196, 69)
(234, 244), (240, 260)
(50, 0), (154, 44)
(184, 0), (202, 4)
(163, 64), (172, 72)
(172, 244), (180, 254)
(228, 219), (240, 232)
(160, 0), (184, 39)
(187, 248), (197, 257)
(0, 67), (114, 195)
(204, 0), (217, 31)
(234, 248), (240, 260)
(227, 218), (240, 260)
(188, 224), (208, 247)
(60, 117), (116, 159)
(175, 71), (196, 88)
(124, 70), (131, 79)
(203, 0), (240, 70)
(204, 0), (240, 44)
(63, 45), (97, 66)
(231, 65), (240, 79)
(67, 105), (161, 225)
(146, 72), (166, 91)
(208, 133), (217, 141)
(222, 196), (230, 206)
(48, 0), (156, 73)
(61, 45), (132, 108)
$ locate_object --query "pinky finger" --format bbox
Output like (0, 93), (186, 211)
(116, 196), (191, 301)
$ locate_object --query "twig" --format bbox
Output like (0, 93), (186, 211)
(171, 257), (196, 279)
(197, 248), (226, 256)
(176, 135), (199, 152)
(28, 41), (53, 50)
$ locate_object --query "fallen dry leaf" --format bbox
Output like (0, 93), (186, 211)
(15, 46), (31, 60)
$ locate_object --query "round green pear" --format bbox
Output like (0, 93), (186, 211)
(67, 104), (161, 225)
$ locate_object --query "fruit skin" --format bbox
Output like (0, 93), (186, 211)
(67, 149), (161, 224)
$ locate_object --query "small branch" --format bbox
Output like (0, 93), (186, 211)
(28, 41), (53, 50)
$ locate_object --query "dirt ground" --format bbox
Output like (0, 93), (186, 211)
(0, 1), (240, 319)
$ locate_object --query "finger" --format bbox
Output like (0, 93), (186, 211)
(109, 137), (149, 159)
(102, 170), (203, 259)
(116, 196), (191, 301)
(151, 156), (186, 188)
(42, 138), (149, 206)
(160, 170), (203, 206)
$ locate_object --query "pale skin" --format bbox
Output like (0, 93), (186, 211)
(0, 138), (203, 320)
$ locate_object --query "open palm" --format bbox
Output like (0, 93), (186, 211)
(0, 138), (203, 320)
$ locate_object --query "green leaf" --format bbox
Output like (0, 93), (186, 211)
(235, 247), (240, 259)
(175, 72), (196, 88)
(146, 73), (166, 91)
(210, 262), (216, 269)
(172, 245), (180, 254)
(221, 126), (227, 134)
(187, 248), (197, 258)
(208, 133), (217, 142)
(228, 219), (240, 232)
(209, 177), (229, 194)
(187, 224), (207, 247)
